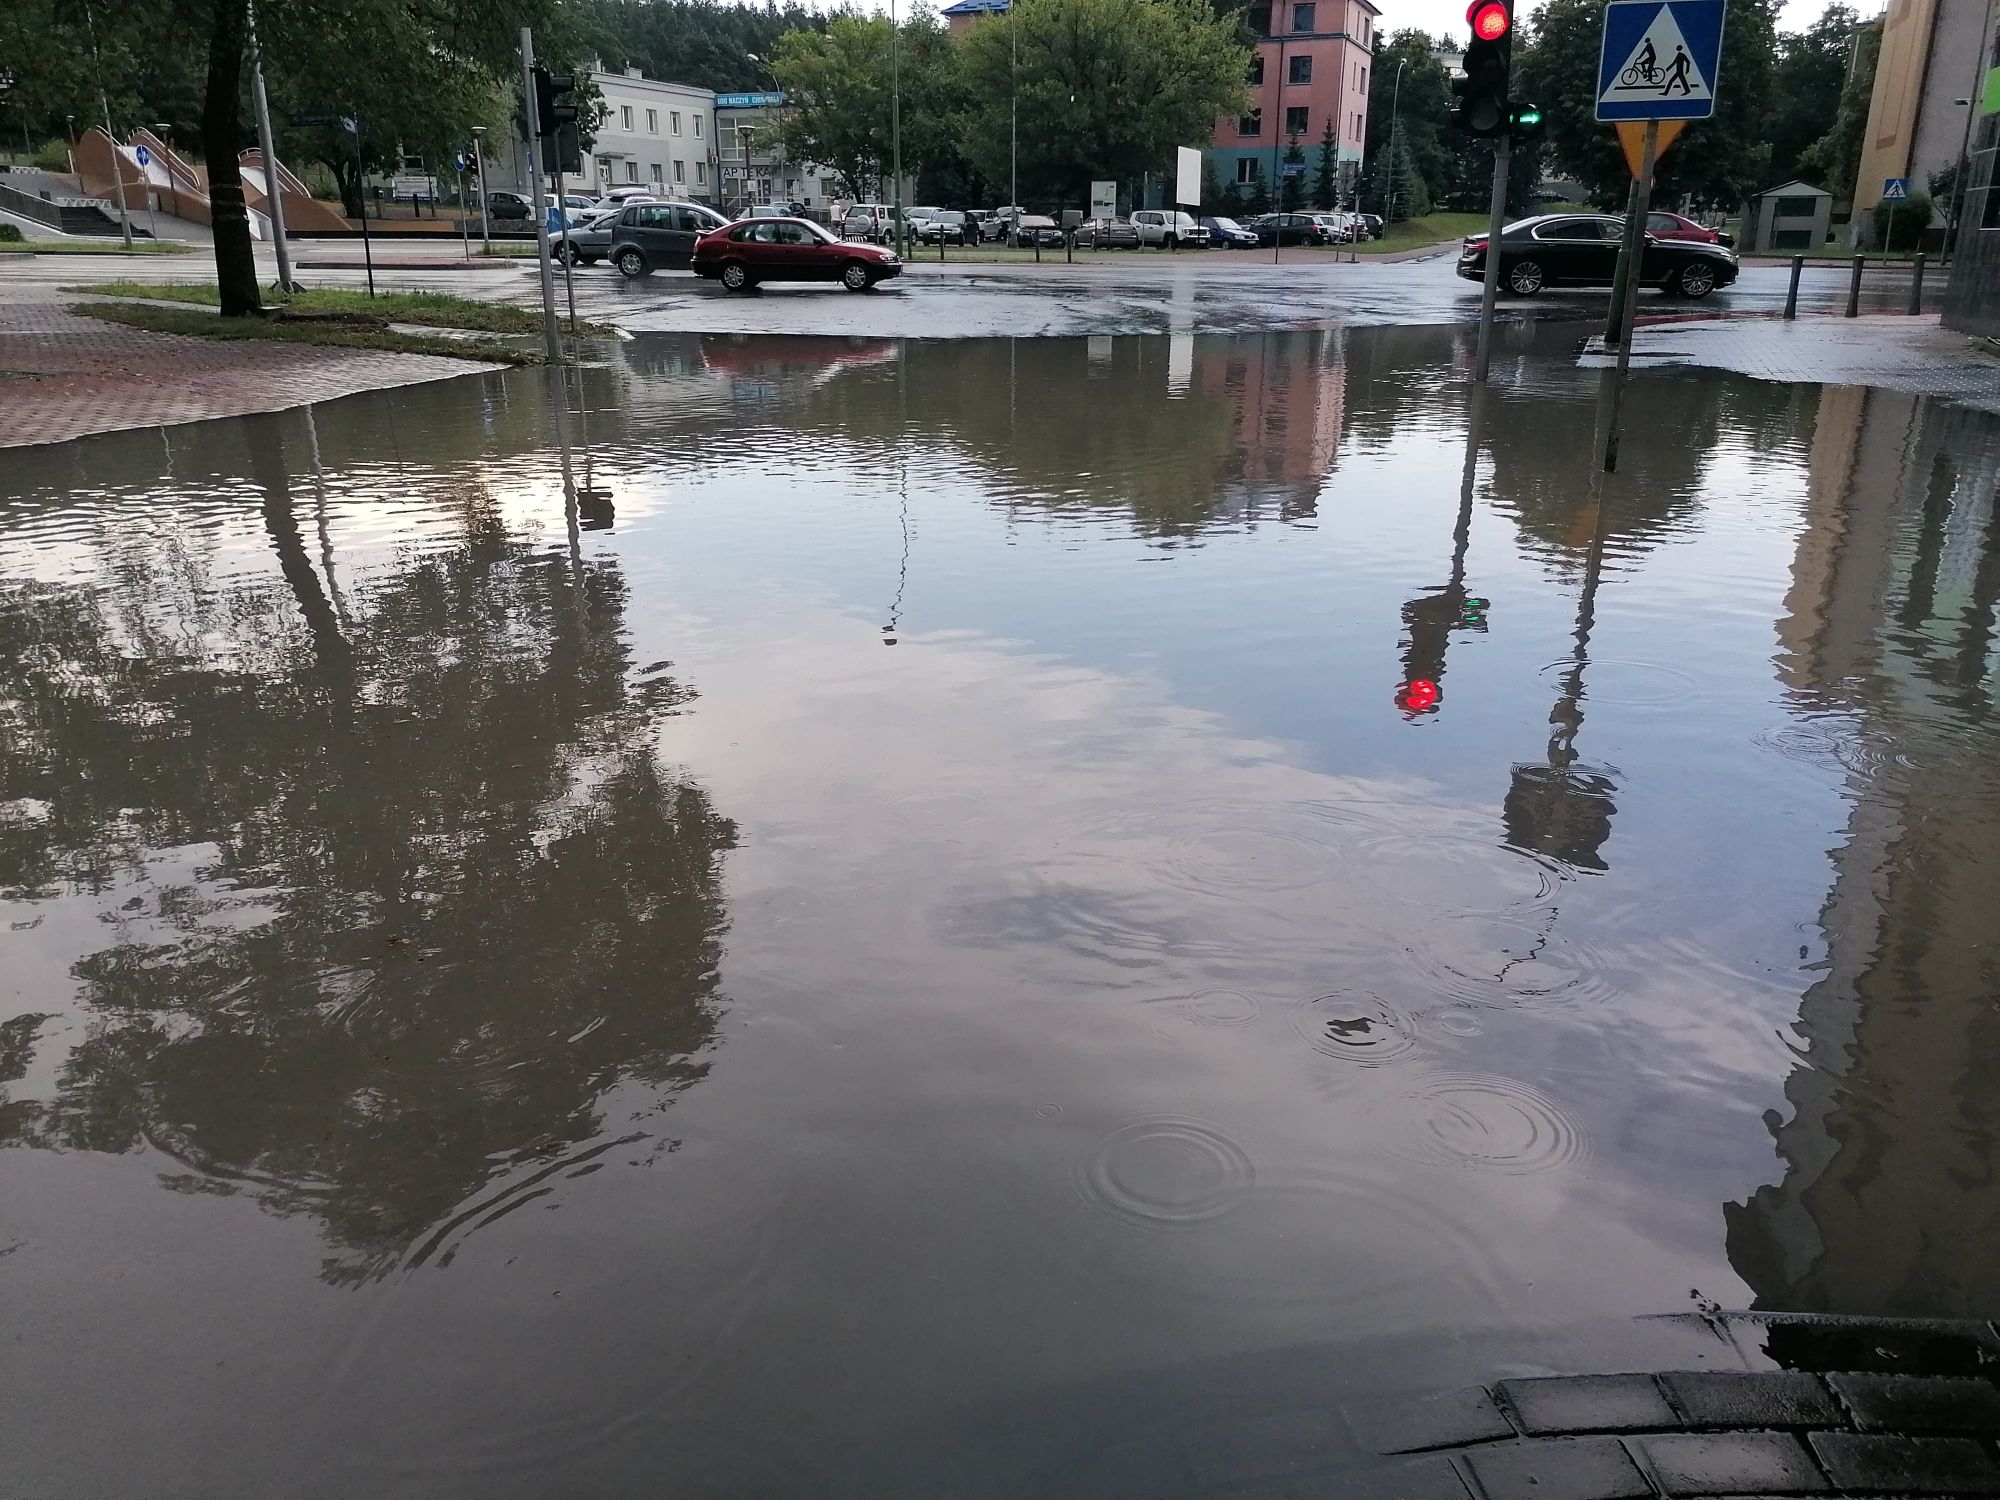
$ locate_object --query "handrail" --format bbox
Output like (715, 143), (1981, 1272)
(0, 180), (63, 228)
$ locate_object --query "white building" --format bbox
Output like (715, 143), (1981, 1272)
(587, 65), (716, 202)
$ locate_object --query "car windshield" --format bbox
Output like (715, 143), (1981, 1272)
(1212, 217), (1243, 232)
(936, 212), (965, 224)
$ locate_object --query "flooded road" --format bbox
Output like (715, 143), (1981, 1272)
(4, 327), (1999, 1496)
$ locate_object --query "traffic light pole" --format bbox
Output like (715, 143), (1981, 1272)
(520, 27), (562, 365)
(1473, 134), (1510, 383)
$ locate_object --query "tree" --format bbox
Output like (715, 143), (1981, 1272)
(1279, 134), (1305, 208)
(1200, 155), (1226, 212)
(1799, 17), (1879, 207)
(1515, 0), (1780, 209)
(957, 0), (1249, 203)
(1314, 115), (1338, 208)
(581, 0), (825, 94)
(769, 15), (896, 199)
(1363, 31), (1459, 213)
(1767, 5), (1860, 189)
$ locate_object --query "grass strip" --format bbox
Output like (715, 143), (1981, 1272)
(71, 299), (536, 364)
(63, 281), (608, 336)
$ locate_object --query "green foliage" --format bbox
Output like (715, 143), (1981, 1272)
(31, 138), (72, 172)
(1240, 177), (1271, 214)
(1314, 116), (1338, 209)
(1799, 17), (1878, 205)
(769, 15), (899, 201)
(957, 0), (1249, 202)
(0, 223), (24, 243)
(1201, 156), (1227, 212)
(1515, 0), (1780, 208)
(579, 0), (824, 93)
(1870, 189), (1932, 248)
(1767, 5), (1860, 188)
(1279, 136), (1306, 209)
(1363, 32), (1467, 214)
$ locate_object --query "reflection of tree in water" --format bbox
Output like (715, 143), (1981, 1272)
(780, 336), (1291, 539)
(0, 416), (737, 1282)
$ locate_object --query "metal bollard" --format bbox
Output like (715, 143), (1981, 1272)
(1783, 255), (1803, 320)
(1908, 252), (1925, 315)
(1846, 255), (1864, 319)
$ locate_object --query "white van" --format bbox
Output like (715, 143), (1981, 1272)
(1129, 210), (1210, 248)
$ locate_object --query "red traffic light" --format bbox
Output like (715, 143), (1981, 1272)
(1468, 0), (1510, 40)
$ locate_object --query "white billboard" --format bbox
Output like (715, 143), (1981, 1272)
(1175, 146), (1200, 208)
(1090, 179), (1117, 219)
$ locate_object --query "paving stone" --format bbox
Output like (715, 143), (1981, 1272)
(1463, 1437), (1654, 1500)
(1810, 1433), (2000, 1494)
(1828, 1374), (2000, 1435)
(1360, 1386), (1516, 1455)
(1634, 1431), (1829, 1495)
(1499, 1374), (1682, 1435)
(0, 302), (501, 448)
(1345, 1454), (1477, 1499)
(1659, 1371), (1843, 1428)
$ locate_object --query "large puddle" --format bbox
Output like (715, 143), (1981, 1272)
(4, 327), (1998, 1495)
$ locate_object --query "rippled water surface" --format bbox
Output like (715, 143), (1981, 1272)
(4, 328), (1999, 1496)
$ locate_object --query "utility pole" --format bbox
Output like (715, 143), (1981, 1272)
(1386, 58), (1408, 220)
(1010, 7), (1018, 215)
(1272, 7), (1287, 264)
(521, 27), (562, 363)
(81, 0), (133, 249)
(247, 0), (298, 292)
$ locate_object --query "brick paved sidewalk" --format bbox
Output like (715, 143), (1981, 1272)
(1577, 313), (2000, 412)
(0, 301), (504, 449)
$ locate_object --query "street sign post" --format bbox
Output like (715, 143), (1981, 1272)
(1595, 0), (1727, 122)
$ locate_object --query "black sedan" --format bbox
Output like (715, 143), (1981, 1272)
(1457, 213), (1737, 298)
(1254, 213), (1342, 248)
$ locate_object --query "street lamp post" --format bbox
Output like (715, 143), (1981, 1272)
(891, 0), (905, 256)
(470, 125), (491, 256)
(1384, 58), (1407, 221)
(156, 123), (177, 218)
(1010, 6), (1018, 218)
(1271, 6), (1288, 263)
(81, 0), (133, 248)
(64, 113), (76, 172)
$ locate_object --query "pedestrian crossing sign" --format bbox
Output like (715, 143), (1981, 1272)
(1596, 0), (1728, 122)
(1882, 177), (1911, 200)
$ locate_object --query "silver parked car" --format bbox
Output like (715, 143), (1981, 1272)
(553, 209), (621, 265)
(1074, 217), (1140, 249)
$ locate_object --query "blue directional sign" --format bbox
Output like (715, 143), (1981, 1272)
(134, 144), (151, 167)
(1882, 177), (1910, 200)
(1596, 0), (1728, 122)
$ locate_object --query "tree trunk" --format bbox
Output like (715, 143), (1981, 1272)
(202, 0), (261, 316)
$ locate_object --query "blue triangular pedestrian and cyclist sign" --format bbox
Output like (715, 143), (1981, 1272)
(1596, 0), (1728, 122)
(1882, 177), (1910, 200)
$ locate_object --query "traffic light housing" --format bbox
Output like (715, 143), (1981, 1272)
(532, 67), (579, 142)
(1508, 103), (1545, 143)
(1452, 0), (1512, 138)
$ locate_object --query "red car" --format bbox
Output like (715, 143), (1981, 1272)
(1646, 210), (1735, 248)
(691, 217), (902, 293)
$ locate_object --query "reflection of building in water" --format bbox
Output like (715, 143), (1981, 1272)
(1193, 329), (1345, 515)
(1727, 386), (2000, 1317)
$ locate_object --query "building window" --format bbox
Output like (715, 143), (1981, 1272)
(1239, 109), (1263, 136)
(1292, 2), (1315, 29)
(1285, 105), (1309, 135)
(625, 160), (639, 183)
(1248, 6), (1272, 34)
(674, 159), (686, 183)
(1289, 54), (1312, 82)
(1358, 64), (1366, 90)
(596, 156), (611, 183)
(694, 115), (703, 137)
(1236, 157), (1262, 183)
(671, 111), (682, 135)
(646, 109), (658, 133)
(696, 160), (706, 184)
(1247, 55), (1265, 84)
(621, 105), (634, 131)
(651, 162), (663, 184)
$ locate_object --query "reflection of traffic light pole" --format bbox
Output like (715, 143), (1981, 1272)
(1501, 477), (1619, 872)
(1395, 387), (1491, 716)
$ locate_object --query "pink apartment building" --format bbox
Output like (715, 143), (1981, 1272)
(1208, 0), (1380, 204)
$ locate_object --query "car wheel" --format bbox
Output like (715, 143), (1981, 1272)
(841, 262), (872, 292)
(615, 248), (649, 279)
(1673, 262), (1717, 298)
(719, 261), (752, 293)
(1505, 259), (1545, 296)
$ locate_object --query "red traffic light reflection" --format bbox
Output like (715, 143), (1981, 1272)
(1468, 0), (1510, 39)
(1397, 678), (1441, 714)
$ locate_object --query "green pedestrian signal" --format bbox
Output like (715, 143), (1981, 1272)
(1508, 104), (1545, 141)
